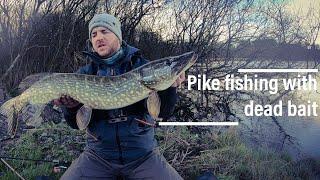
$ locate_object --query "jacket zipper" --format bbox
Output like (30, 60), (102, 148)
(115, 124), (124, 164)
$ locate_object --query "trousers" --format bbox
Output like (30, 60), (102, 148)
(60, 148), (183, 180)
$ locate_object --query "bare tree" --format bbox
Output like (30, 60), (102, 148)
(0, 0), (101, 89)
(302, 2), (320, 66)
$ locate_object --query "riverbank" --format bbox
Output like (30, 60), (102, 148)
(1, 123), (319, 179)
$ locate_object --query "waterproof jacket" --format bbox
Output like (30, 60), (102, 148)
(62, 43), (178, 164)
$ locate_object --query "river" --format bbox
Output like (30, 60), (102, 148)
(231, 64), (320, 160)
(189, 59), (320, 160)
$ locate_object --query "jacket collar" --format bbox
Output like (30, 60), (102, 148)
(82, 41), (140, 66)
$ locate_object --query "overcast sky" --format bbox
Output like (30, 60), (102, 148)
(287, 0), (320, 45)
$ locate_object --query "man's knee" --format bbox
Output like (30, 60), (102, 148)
(60, 154), (85, 180)
(61, 150), (114, 180)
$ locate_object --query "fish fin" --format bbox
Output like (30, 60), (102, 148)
(8, 106), (19, 138)
(0, 97), (21, 137)
(147, 91), (162, 121)
(18, 73), (52, 93)
(76, 105), (92, 130)
(0, 98), (15, 118)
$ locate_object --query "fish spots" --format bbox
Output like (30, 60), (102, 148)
(125, 97), (131, 102)
(113, 88), (119, 92)
(99, 78), (104, 84)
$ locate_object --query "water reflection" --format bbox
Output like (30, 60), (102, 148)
(237, 73), (320, 160)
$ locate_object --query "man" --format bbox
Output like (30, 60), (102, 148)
(54, 13), (185, 179)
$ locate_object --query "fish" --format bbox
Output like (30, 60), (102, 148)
(0, 51), (198, 136)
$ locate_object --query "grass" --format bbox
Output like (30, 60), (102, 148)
(0, 122), (85, 179)
(0, 124), (319, 180)
(156, 127), (320, 179)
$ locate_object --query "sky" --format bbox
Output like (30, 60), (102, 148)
(3, 0), (319, 45)
(287, 0), (320, 45)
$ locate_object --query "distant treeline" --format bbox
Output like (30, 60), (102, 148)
(0, 0), (319, 91)
(233, 39), (320, 61)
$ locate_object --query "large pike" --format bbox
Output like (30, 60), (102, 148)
(0, 52), (197, 136)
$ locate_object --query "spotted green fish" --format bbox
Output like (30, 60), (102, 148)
(0, 52), (197, 136)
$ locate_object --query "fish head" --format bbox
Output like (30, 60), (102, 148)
(140, 51), (197, 90)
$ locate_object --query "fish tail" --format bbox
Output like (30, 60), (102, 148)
(0, 97), (24, 137)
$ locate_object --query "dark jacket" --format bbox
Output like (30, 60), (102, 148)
(62, 43), (178, 164)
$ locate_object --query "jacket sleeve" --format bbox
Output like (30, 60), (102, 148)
(61, 103), (83, 129)
(61, 66), (90, 129)
(158, 87), (178, 120)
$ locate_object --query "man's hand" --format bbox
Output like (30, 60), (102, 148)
(171, 72), (186, 87)
(53, 95), (80, 108)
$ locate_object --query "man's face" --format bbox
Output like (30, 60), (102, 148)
(91, 26), (121, 57)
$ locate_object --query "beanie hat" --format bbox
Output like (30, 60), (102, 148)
(89, 13), (122, 43)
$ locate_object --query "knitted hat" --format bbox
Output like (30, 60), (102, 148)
(89, 13), (122, 43)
